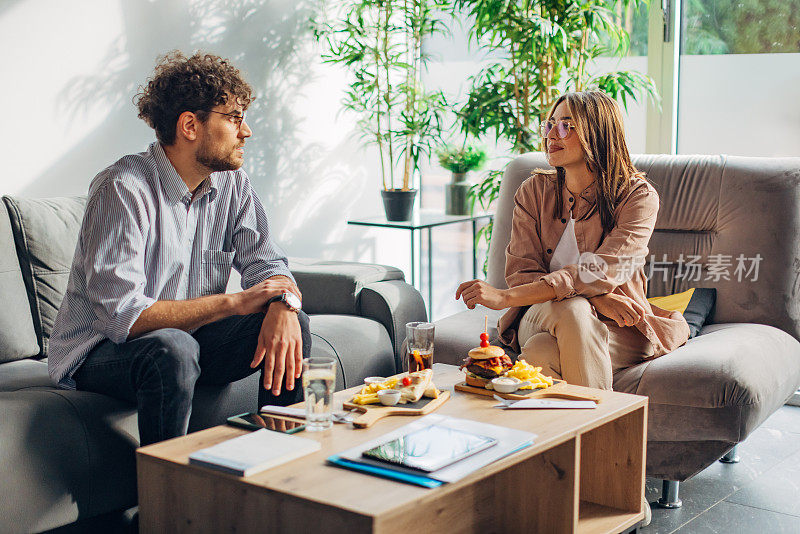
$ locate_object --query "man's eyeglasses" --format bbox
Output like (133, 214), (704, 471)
(206, 110), (246, 129)
(540, 119), (576, 139)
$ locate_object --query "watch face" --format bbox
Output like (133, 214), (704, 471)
(284, 291), (301, 310)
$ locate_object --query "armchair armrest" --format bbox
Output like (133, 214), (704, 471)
(289, 257), (405, 315)
(288, 258), (427, 371)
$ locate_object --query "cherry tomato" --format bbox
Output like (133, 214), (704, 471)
(402, 376), (412, 386)
(479, 332), (489, 342)
(480, 340), (489, 348)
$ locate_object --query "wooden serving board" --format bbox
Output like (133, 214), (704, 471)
(454, 381), (601, 403)
(342, 390), (451, 428)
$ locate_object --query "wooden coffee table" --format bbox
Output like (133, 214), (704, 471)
(137, 364), (647, 533)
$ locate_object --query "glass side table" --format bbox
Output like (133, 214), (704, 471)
(347, 210), (494, 319)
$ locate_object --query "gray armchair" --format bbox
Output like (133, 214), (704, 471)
(434, 153), (800, 506)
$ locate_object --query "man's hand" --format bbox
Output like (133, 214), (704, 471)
(235, 277), (301, 316)
(250, 305), (302, 396)
(455, 280), (508, 310)
(589, 293), (646, 327)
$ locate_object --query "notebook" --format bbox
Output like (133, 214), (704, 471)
(189, 429), (321, 477)
(327, 455), (444, 488)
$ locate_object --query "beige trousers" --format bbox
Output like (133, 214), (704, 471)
(516, 297), (654, 390)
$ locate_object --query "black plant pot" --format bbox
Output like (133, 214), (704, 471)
(446, 172), (471, 215)
(381, 189), (417, 221)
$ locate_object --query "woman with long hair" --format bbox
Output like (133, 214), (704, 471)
(456, 91), (689, 390)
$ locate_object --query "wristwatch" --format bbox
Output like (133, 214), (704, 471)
(267, 291), (302, 313)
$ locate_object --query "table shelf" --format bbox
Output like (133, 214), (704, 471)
(578, 502), (642, 534)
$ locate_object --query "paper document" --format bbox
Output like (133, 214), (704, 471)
(496, 399), (597, 409)
(259, 405), (307, 418)
(260, 405), (351, 424)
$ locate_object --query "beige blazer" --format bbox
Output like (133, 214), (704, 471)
(498, 172), (690, 357)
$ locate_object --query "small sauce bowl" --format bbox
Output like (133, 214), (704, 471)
(364, 376), (386, 386)
(491, 376), (531, 394)
(377, 389), (401, 406)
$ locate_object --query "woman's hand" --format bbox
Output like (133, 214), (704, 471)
(455, 280), (508, 310)
(589, 293), (646, 328)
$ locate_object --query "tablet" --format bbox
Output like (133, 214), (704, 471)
(361, 424), (497, 472)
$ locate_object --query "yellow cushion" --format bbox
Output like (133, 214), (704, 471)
(648, 287), (716, 338)
(648, 288), (695, 314)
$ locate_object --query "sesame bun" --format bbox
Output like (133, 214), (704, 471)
(467, 345), (506, 360)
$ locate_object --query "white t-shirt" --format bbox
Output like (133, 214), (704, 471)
(549, 215), (580, 272)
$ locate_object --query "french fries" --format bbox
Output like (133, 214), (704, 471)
(350, 377), (400, 404)
(351, 393), (380, 405)
(349, 375), (440, 405)
(507, 359), (554, 390)
(357, 377), (399, 395)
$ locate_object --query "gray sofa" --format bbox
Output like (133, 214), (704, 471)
(0, 196), (426, 533)
(435, 153), (800, 501)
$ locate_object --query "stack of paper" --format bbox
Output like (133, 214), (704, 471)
(327, 414), (535, 488)
(496, 398), (597, 409)
(189, 429), (321, 477)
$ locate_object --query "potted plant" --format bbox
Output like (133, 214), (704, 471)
(453, 0), (659, 270)
(314, 0), (450, 221)
(436, 143), (487, 215)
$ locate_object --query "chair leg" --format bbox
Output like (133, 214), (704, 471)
(719, 444), (741, 463)
(656, 479), (683, 509)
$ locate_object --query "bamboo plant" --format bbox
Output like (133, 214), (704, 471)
(313, 0), (450, 192)
(453, 0), (659, 272)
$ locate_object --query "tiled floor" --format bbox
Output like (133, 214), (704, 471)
(642, 405), (800, 534)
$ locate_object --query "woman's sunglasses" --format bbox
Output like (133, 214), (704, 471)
(540, 119), (576, 139)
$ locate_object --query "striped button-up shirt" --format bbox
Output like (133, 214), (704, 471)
(49, 142), (294, 389)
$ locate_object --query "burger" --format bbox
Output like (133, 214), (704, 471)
(461, 345), (513, 387)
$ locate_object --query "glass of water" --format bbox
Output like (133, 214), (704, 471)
(406, 322), (434, 372)
(302, 357), (336, 431)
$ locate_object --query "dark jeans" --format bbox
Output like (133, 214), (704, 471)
(74, 311), (311, 446)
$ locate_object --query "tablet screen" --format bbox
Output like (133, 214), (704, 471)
(361, 425), (497, 472)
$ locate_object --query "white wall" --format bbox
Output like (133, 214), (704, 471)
(0, 0), (413, 276)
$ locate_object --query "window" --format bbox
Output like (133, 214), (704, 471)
(652, 0), (800, 156)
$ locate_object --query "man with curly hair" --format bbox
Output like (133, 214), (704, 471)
(49, 51), (309, 446)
